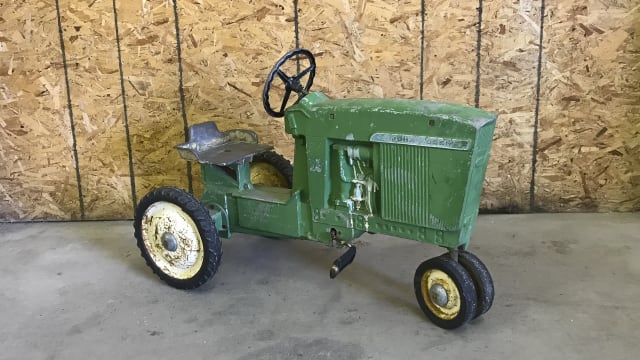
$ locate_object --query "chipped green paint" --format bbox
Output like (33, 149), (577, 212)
(197, 91), (496, 249)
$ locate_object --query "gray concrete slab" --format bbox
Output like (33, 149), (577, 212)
(0, 213), (638, 360)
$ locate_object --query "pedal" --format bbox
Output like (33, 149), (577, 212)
(329, 244), (356, 279)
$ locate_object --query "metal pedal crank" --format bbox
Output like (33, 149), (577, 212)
(329, 229), (357, 279)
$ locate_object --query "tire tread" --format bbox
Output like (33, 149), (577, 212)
(457, 250), (494, 318)
(253, 150), (293, 188)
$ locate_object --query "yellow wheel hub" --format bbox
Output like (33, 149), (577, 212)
(421, 269), (462, 320)
(250, 162), (288, 188)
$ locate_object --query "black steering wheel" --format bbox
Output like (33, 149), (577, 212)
(262, 48), (316, 118)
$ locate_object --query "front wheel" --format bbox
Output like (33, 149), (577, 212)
(414, 256), (478, 329)
(134, 186), (222, 289)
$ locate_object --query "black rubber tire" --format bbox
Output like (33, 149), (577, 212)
(457, 250), (494, 319)
(134, 186), (222, 289)
(414, 256), (478, 329)
(251, 150), (293, 188)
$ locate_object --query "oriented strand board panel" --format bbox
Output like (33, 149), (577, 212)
(422, 0), (477, 105)
(535, 1), (640, 211)
(117, 0), (189, 201)
(0, 0), (80, 221)
(299, 0), (421, 101)
(59, 0), (133, 219)
(479, 0), (542, 211)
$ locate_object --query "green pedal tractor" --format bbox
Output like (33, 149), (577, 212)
(134, 49), (497, 329)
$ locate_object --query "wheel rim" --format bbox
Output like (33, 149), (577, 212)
(140, 201), (204, 279)
(421, 269), (462, 320)
(250, 162), (288, 187)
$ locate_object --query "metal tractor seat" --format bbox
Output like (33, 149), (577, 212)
(175, 121), (272, 166)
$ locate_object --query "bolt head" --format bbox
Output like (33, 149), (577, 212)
(429, 283), (449, 307)
(161, 232), (178, 252)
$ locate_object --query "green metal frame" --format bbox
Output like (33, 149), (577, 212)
(198, 91), (496, 249)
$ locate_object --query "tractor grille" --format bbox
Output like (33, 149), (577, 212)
(379, 144), (430, 227)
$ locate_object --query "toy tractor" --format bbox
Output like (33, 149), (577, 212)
(134, 49), (497, 329)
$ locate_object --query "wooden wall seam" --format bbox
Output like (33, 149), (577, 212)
(294, 0), (301, 73)
(172, 0), (193, 195)
(54, 0), (84, 219)
(112, 0), (138, 215)
(530, 0), (547, 211)
(474, 0), (483, 108)
(294, 0), (300, 49)
(420, 0), (425, 100)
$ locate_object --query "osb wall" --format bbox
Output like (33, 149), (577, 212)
(534, 0), (640, 211)
(0, 0), (638, 221)
(0, 0), (80, 220)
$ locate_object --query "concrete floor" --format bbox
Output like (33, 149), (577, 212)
(0, 213), (638, 360)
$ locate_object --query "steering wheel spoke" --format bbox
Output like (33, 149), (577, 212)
(263, 49), (316, 118)
(298, 66), (313, 79)
(280, 89), (292, 114)
(276, 69), (290, 84)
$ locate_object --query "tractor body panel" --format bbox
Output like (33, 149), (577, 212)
(196, 91), (495, 249)
(199, 164), (312, 240)
(283, 92), (497, 248)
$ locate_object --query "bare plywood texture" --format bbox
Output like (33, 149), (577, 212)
(117, 0), (189, 202)
(299, 0), (421, 100)
(422, 0), (477, 105)
(479, 0), (542, 211)
(60, 0), (133, 219)
(534, 0), (640, 212)
(0, 0), (80, 221)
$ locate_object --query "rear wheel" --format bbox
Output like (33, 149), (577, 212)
(250, 150), (293, 188)
(414, 256), (478, 329)
(134, 187), (222, 289)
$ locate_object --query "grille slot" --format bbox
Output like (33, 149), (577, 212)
(379, 144), (430, 226)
